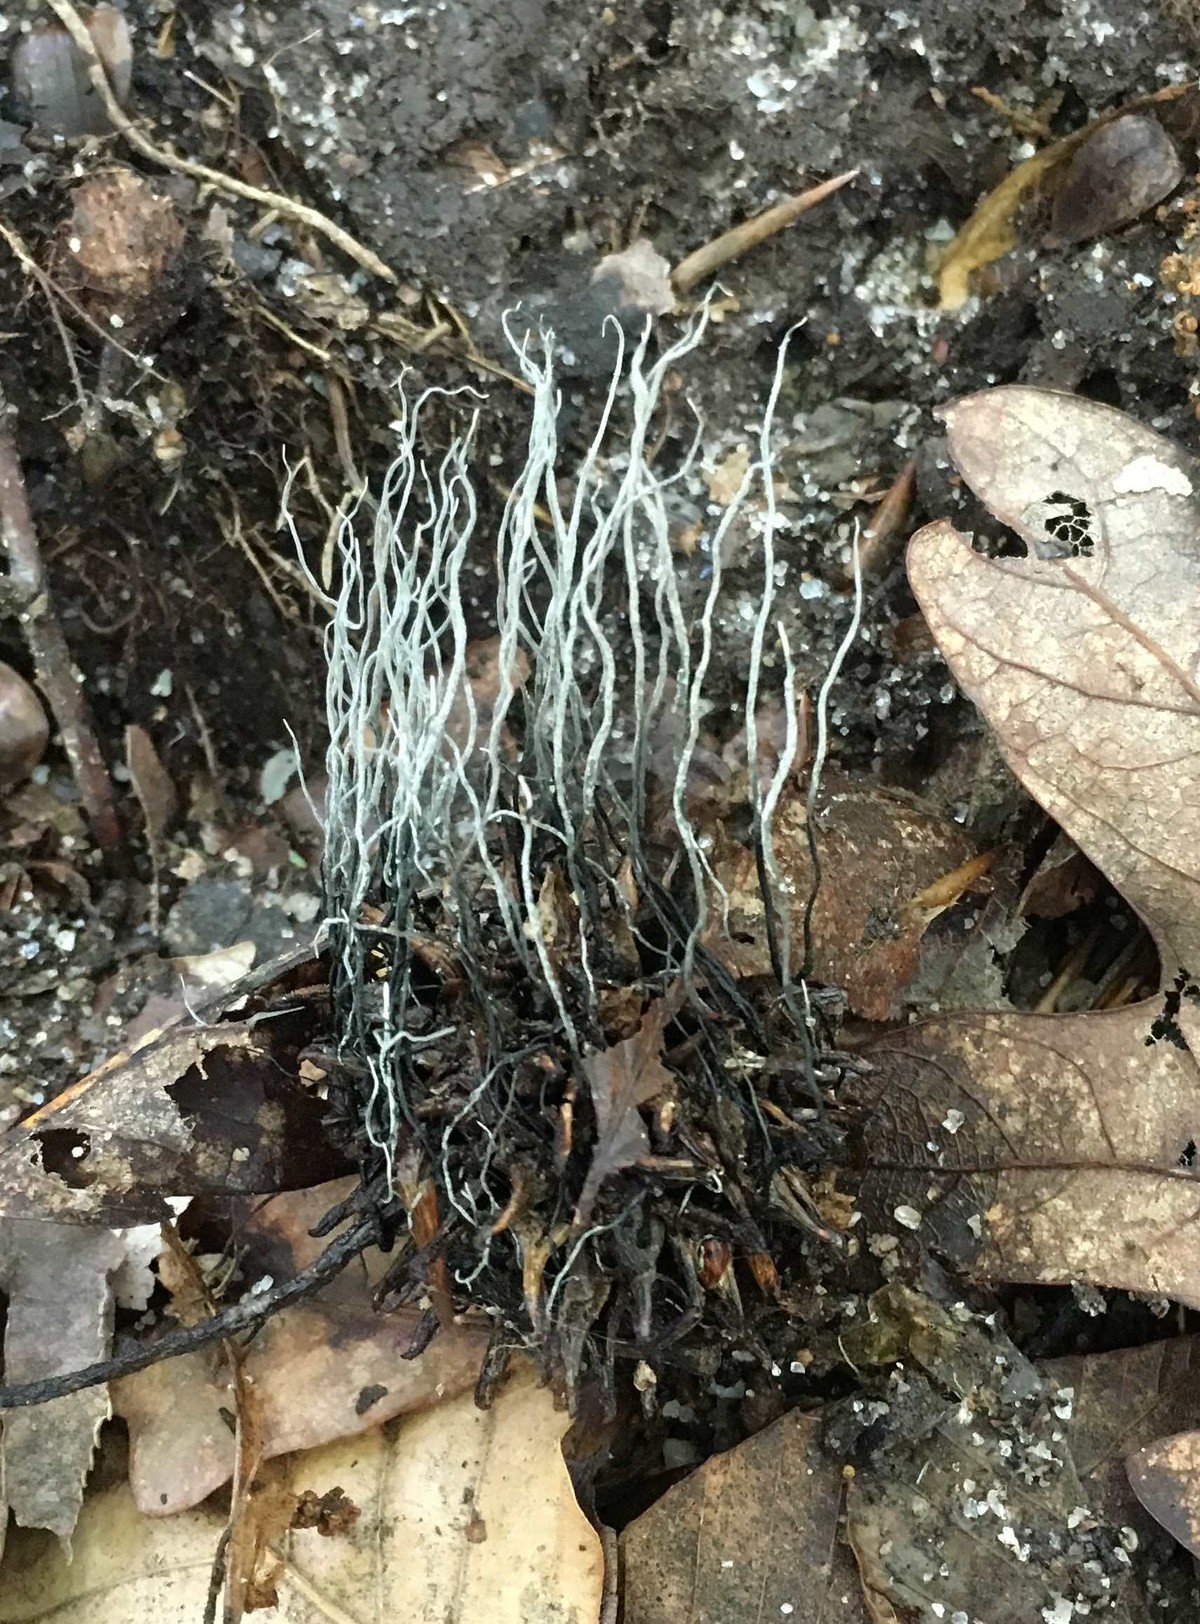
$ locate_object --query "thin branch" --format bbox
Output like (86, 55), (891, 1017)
(0, 390), (121, 850)
(0, 1210), (380, 1410)
(671, 170), (859, 295)
(801, 523), (864, 978)
(45, 0), (396, 284)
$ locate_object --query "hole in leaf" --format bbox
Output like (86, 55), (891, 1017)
(1180, 1139), (1197, 1169)
(35, 1127), (96, 1185)
(1022, 490), (1095, 559)
(1146, 971), (1200, 1049)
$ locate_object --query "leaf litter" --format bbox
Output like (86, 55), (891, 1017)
(11, 378), (1200, 1615)
(114, 1179), (489, 1516)
(1, 1360), (602, 1624)
(908, 386), (1200, 982)
(10, 27), (1200, 1623)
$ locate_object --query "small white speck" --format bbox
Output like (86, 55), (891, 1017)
(893, 1205), (922, 1230)
(942, 1109), (965, 1134)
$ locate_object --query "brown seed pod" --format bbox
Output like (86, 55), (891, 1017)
(62, 169), (185, 321)
(0, 663), (49, 789)
(1048, 113), (1183, 246)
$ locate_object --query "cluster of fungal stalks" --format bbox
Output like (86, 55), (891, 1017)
(289, 312), (852, 1396)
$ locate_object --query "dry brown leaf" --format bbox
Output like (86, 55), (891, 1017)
(704, 444), (752, 507)
(1045, 1337), (1200, 1535)
(1048, 113), (1183, 246)
(0, 663), (48, 790)
(621, 1408), (866, 1623)
(125, 724), (177, 846)
(577, 999), (676, 1226)
(442, 634), (530, 762)
(1, 1362), (604, 1623)
(853, 999), (1200, 1305)
(0, 1222), (127, 1543)
(1127, 1431), (1200, 1560)
(115, 1179), (490, 1515)
(712, 778), (981, 1019)
(592, 238), (675, 317)
(908, 385), (1200, 981)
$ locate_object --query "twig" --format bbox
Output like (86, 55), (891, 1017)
(45, 0), (396, 284)
(800, 522), (863, 978)
(671, 170), (860, 295)
(160, 1224), (262, 1624)
(0, 1210), (380, 1410)
(0, 391), (121, 850)
(599, 1525), (620, 1624)
(844, 457), (917, 585)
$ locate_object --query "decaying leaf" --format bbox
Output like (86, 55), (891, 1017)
(704, 444), (752, 507)
(576, 999), (677, 1226)
(853, 999), (1200, 1306)
(1, 1362), (604, 1623)
(0, 971), (342, 1223)
(10, 6), (131, 138)
(1045, 1337), (1200, 1537)
(622, 1408), (866, 1623)
(125, 724), (177, 846)
(842, 1286), (1155, 1623)
(1048, 114), (1183, 246)
(0, 663), (48, 790)
(443, 634), (531, 762)
(908, 385), (1200, 981)
(938, 84), (1200, 308)
(592, 238), (675, 318)
(1127, 1432), (1200, 1561)
(712, 778), (983, 1019)
(114, 1180), (490, 1515)
(0, 1222), (126, 1543)
(937, 126), (1082, 310)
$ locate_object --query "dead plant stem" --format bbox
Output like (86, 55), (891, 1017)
(0, 392), (121, 850)
(0, 1210), (381, 1410)
(671, 170), (859, 295)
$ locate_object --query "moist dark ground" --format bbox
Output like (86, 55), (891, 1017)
(6, 0), (1200, 1095)
(2, 0), (1200, 1603)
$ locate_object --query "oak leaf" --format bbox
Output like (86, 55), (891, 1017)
(908, 385), (1200, 982)
(853, 1000), (1200, 1306)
